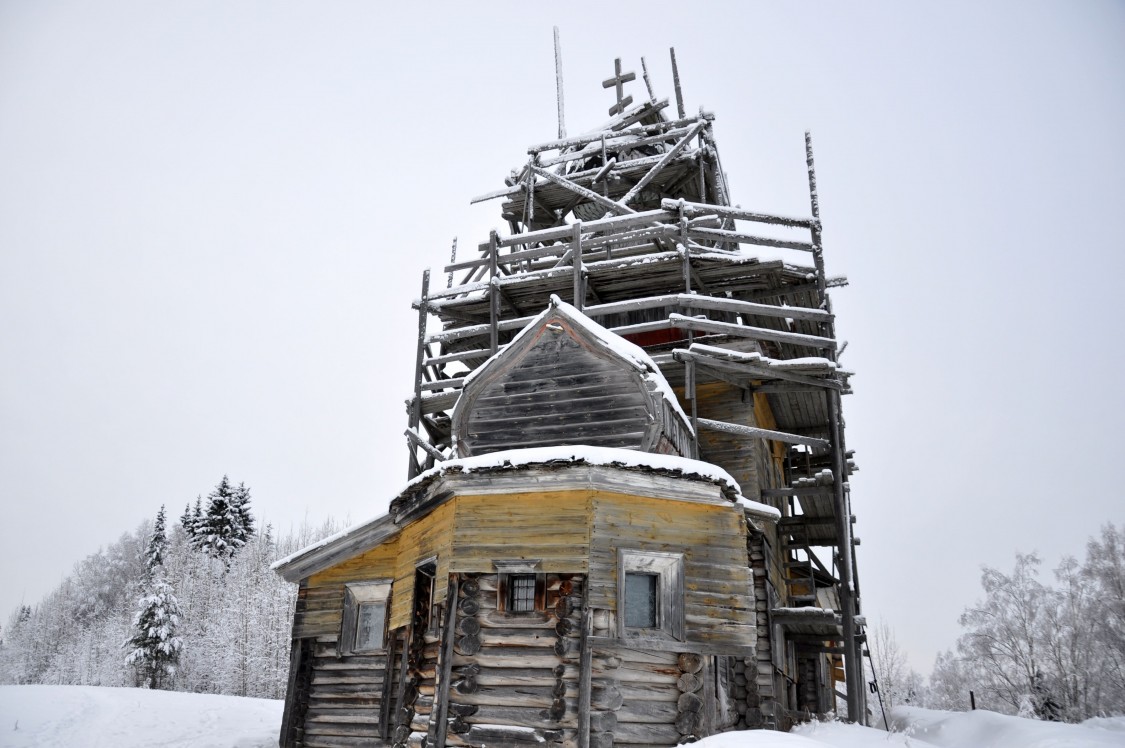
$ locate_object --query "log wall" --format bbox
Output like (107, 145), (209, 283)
(588, 494), (755, 649)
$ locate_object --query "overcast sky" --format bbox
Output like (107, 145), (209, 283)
(2, 1), (1123, 675)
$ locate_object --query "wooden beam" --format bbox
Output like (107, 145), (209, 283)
(661, 198), (814, 229)
(405, 428), (447, 462)
(669, 314), (837, 351)
(621, 122), (706, 205)
(498, 208), (672, 248)
(688, 226), (814, 252)
(433, 575), (460, 748)
(696, 417), (830, 450)
(530, 165), (636, 217)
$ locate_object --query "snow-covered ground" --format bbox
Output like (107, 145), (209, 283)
(2, 685), (1123, 748)
(0, 685), (282, 747)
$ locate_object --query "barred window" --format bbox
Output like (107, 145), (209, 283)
(508, 575), (537, 613)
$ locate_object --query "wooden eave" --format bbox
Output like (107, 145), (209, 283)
(272, 513), (400, 584)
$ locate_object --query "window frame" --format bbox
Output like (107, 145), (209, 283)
(339, 579), (392, 656)
(493, 559), (545, 614)
(617, 550), (684, 641)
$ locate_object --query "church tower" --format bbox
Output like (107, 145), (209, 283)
(275, 51), (864, 747)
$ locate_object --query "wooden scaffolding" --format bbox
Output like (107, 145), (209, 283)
(401, 55), (867, 723)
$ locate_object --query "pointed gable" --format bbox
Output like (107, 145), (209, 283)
(452, 296), (693, 458)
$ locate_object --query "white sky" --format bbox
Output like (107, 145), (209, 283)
(2, 1), (1123, 675)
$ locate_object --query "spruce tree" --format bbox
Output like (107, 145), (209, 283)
(232, 481), (255, 545)
(179, 503), (194, 536)
(145, 506), (167, 575)
(123, 578), (183, 689)
(192, 476), (254, 562)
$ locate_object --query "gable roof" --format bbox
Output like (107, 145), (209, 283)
(451, 295), (693, 456)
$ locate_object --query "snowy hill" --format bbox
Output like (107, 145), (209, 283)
(1, 685), (1123, 748)
(0, 685), (282, 747)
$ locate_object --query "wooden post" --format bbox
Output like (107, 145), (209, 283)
(554, 27), (566, 140)
(670, 47), (685, 119)
(577, 591), (593, 748)
(489, 230), (500, 354)
(379, 633), (399, 739)
(393, 625), (413, 742)
(446, 238), (457, 289)
(806, 130), (863, 724)
(640, 56), (657, 103)
(433, 575), (460, 748)
(572, 221), (584, 310)
(407, 269), (430, 480)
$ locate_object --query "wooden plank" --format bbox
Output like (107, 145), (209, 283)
(696, 417), (830, 450)
(669, 314), (837, 351)
(661, 198), (815, 229)
(577, 606), (592, 748)
(434, 577), (460, 748)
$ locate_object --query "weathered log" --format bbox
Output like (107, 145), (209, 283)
(675, 711), (700, 735)
(676, 692), (703, 713)
(458, 618), (481, 636)
(461, 580), (480, 597)
(459, 598), (480, 616)
(590, 685), (623, 710)
(589, 731), (614, 748)
(677, 673), (703, 693)
(447, 703), (479, 717)
(677, 653), (704, 674)
(455, 634), (481, 656)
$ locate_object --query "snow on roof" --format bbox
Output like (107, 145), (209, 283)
(274, 444), (780, 577)
(459, 295), (693, 430)
(400, 445), (778, 520)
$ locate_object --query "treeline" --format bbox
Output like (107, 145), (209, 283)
(870, 522), (1125, 722)
(0, 477), (343, 698)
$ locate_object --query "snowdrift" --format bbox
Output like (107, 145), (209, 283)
(0, 685), (282, 748)
(2, 685), (1123, 748)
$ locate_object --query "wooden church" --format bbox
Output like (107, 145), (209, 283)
(274, 49), (866, 748)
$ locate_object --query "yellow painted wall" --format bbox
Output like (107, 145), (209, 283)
(449, 491), (592, 573)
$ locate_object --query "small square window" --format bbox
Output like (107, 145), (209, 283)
(339, 580), (392, 656)
(493, 559), (544, 613)
(618, 550), (684, 640)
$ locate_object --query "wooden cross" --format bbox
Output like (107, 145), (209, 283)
(602, 58), (636, 116)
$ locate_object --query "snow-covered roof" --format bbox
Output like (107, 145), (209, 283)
(273, 445), (779, 582)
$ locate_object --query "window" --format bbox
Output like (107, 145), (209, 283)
(355, 602), (386, 651)
(618, 550), (684, 640)
(339, 580), (392, 655)
(493, 559), (544, 613)
(624, 572), (658, 628)
(508, 574), (538, 612)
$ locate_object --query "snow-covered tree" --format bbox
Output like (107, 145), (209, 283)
(123, 579), (183, 689)
(191, 476), (255, 563)
(145, 506), (168, 575)
(867, 620), (923, 716)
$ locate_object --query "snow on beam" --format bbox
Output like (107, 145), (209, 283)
(669, 314), (838, 351)
(529, 165), (636, 217)
(662, 198), (815, 230)
(696, 417), (830, 450)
